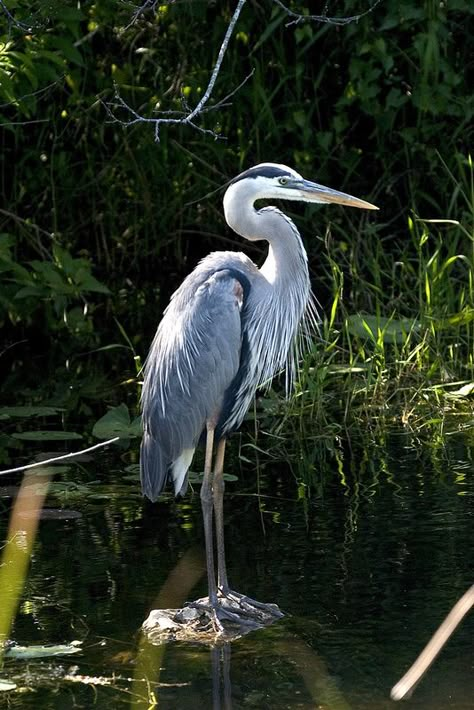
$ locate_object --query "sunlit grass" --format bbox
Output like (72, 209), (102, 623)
(269, 155), (474, 453)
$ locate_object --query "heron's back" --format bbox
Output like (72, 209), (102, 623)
(140, 253), (257, 500)
(140, 248), (315, 501)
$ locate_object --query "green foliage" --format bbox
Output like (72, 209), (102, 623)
(0, 235), (109, 338)
(345, 314), (422, 345)
(0, 0), (473, 441)
(10, 430), (82, 441)
(92, 403), (141, 440)
(0, 406), (64, 419)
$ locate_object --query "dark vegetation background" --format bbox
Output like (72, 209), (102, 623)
(1, 0), (473, 432)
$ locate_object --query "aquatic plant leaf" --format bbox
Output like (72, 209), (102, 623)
(11, 431), (83, 441)
(346, 314), (421, 344)
(0, 406), (64, 419)
(124, 463), (140, 474)
(0, 679), (16, 691)
(188, 471), (238, 483)
(5, 641), (82, 660)
(92, 404), (142, 440)
(19, 507), (82, 520)
(47, 481), (99, 501)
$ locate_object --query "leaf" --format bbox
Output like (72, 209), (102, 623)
(92, 404), (142, 440)
(223, 473), (238, 482)
(327, 364), (368, 374)
(14, 285), (45, 299)
(0, 679), (16, 691)
(11, 431), (83, 441)
(0, 69), (15, 102)
(188, 471), (238, 483)
(434, 309), (474, 329)
(5, 641), (82, 660)
(75, 270), (110, 294)
(448, 383), (474, 397)
(0, 406), (64, 419)
(52, 244), (76, 274)
(346, 314), (421, 344)
(48, 37), (84, 67)
(33, 49), (66, 69)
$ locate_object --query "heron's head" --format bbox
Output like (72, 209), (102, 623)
(226, 162), (379, 211)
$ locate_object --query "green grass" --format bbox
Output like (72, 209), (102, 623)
(1, 2), (473, 479)
(273, 155), (474, 450)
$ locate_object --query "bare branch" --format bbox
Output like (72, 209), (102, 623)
(0, 0), (32, 31)
(0, 0), (43, 33)
(183, 0), (246, 125)
(391, 585), (474, 701)
(0, 438), (120, 476)
(106, 0), (381, 141)
(272, 0), (383, 27)
(125, 0), (176, 30)
(105, 0), (248, 141)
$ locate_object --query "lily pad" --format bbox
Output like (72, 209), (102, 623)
(18, 508), (82, 520)
(11, 431), (83, 441)
(189, 471), (238, 483)
(0, 679), (17, 691)
(92, 404), (142, 440)
(0, 406), (64, 420)
(5, 641), (82, 660)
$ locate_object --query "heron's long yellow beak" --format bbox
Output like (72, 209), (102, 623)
(300, 179), (379, 210)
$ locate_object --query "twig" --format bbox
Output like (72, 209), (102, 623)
(272, 0), (383, 27)
(104, 0), (248, 141)
(0, 0), (42, 32)
(126, 0), (176, 30)
(391, 585), (474, 701)
(0, 78), (62, 111)
(0, 118), (50, 127)
(0, 437), (120, 476)
(0, 208), (52, 259)
(182, 0), (246, 126)
(0, 340), (28, 360)
(107, 0), (383, 141)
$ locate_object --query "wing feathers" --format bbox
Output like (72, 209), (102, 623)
(140, 269), (244, 499)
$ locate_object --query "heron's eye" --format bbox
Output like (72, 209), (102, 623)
(278, 177), (288, 185)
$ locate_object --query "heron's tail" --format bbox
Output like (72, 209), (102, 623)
(140, 431), (169, 502)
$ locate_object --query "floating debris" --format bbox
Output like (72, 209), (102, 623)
(143, 595), (283, 645)
(5, 641), (82, 660)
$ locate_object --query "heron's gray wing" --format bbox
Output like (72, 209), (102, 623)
(140, 269), (245, 501)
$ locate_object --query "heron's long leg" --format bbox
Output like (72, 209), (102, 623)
(201, 425), (217, 606)
(213, 438), (229, 592)
(213, 438), (284, 620)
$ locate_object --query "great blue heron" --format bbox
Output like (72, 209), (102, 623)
(141, 163), (378, 627)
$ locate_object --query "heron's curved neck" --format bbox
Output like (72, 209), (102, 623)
(258, 209), (308, 286)
(223, 184), (309, 287)
(223, 177), (313, 394)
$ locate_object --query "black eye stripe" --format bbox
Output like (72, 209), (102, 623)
(230, 166), (293, 184)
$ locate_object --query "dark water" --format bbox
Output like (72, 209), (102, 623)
(1, 428), (473, 708)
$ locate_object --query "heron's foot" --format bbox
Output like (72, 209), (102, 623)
(185, 597), (261, 633)
(218, 587), (284, 621)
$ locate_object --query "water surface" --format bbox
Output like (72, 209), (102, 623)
(1, 428), (473, 708)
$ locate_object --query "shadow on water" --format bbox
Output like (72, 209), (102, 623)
(0, 427), (473, 708)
